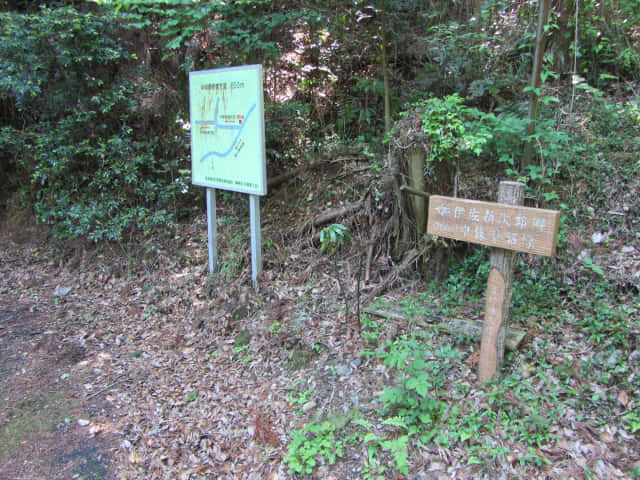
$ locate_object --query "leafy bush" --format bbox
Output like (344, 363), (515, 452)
(392, 93), (494, 188)
(284, 420), (344, 475)
(444, 248), (491, 302)
(423, 21), (523, 97)
(336, 76), (389, 141)
(265, 101), (314, 168)
(0, 6), (188, 241)
(373, 333), (465, 433)
(110, 0), (322, 171)
(417, 94), (493, 164)
(570, 0), (640, 83)
(473, 101), (570, 200)
(113, 0), (314, 66)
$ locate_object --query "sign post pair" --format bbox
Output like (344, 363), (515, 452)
(427, 182), (561, 382)
(189, 65), (266, 290)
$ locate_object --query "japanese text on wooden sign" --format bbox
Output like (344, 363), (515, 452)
(427, 195), (560, 257)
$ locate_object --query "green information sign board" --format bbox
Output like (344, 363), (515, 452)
(189, 64), (266, 196)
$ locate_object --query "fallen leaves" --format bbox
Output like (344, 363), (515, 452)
(1, 183), (639, 480)
(252, 410), (282, 447)
(618, 389), (630, 407)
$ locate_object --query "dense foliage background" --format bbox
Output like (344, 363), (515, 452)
(0, 4), (190, 240)
(0, 2), (639, 479)
(1, 0), (638, 243)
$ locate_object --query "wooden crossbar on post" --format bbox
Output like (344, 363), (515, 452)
(427, 181), (560, 382)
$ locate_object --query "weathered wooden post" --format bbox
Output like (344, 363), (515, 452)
(427, 181), (560, 382)
(478, 181), (524, 382)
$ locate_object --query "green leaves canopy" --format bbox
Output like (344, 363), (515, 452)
(0, 6), (186, 241)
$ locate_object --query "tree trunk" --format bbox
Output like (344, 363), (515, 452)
(380, 0), (391, 135)
(522, 0), (552, 170)
(406, 146), (427, 234)
(550, 0), (573, 75)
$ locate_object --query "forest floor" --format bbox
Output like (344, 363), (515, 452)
(1, 151), (639, 480)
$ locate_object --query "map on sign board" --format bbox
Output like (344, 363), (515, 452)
(189, 64), (266, 196)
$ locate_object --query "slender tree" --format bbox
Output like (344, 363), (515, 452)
(522, 0), (552, 170)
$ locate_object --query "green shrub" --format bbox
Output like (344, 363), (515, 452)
(284, 420), (344, 475)
(265, 101), (314, 168)
(0, 6), (187, 240)
(373, 334), (465, 432)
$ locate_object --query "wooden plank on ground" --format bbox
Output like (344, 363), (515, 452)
(363, 304), (526, 352)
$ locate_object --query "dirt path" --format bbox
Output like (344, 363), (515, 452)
(1, 188), (638, 480)
(0, 302), (118, 480)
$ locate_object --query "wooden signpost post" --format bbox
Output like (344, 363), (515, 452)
(427, 181), (560, 382)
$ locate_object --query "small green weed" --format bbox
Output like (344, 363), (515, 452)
(467, 442), (510, 466)
(288, 389), (313, 408)
(361, 431), (409, 476)
(368, 333), (464, 435)
(425, 249), (490, 315)
(186, 391), (198, 402)
(267, 321), (281, 335)
(360, 313), (383, 345)
(511, 260), (563, 320)
(232, 344), (252, 363)
(284, 420), (344, 475)
(578, 298), (633, 348)
(220, 251), (241, 281)
(484, 372), (560, 448)
(622, 409), (640, 434)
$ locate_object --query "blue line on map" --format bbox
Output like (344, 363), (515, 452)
(196, 98), (256, 163)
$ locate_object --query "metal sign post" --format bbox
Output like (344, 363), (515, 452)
(206, 187), (217, 274)
(249, 194), (262, 290)
(189, 65), (266, 290)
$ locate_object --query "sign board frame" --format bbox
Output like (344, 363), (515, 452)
(189, 65), (266, 289)
(189, 64), (266, 196)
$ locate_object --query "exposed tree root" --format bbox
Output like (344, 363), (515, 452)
(302, 201), (364, 233)
(364, 246), (425, 303)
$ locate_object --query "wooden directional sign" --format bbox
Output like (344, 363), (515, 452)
(426, 183), (561, 383)
(427, 195), (560, 257)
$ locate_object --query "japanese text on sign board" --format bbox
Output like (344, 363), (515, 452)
(427, 196), (560, 257)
